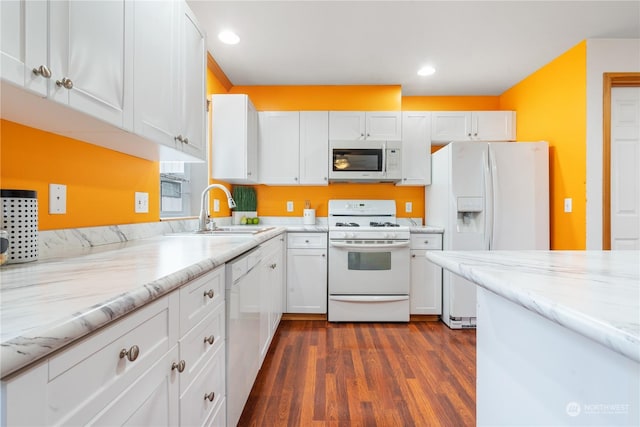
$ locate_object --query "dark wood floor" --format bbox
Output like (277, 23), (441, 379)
(239, 320), (476, 426)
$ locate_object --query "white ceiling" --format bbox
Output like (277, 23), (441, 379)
(187, 0), (640, 96)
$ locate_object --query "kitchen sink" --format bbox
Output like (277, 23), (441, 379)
(192, 226), (276, 235)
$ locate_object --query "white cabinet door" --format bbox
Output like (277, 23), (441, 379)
(1, 0), (48, 96)
(410, 250), (443, 315)
(398, 111), (431, 186)
(286, 248), (327, 314)
(179, 3), (206, 159)
(329, 111), (365, 140)
(133, 0), (179, 149)
(366, 111), (402, 141)
(258, 111), (300, 184)
(409, 234), (443, 315)
(431, 111), (472, 143)
(48, 0), (132, 129)
(299, 111), (329, 185)
(211, 94), (259, 183)
(89, 347), (180, 427)
(432, 111), (516, 142)
(329, 111), (402, 141)
(472, 111), (516, 141)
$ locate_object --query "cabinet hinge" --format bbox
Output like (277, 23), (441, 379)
(206, 99), (211, 112)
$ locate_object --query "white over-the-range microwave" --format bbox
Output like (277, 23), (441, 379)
(329, 140), (402, 182)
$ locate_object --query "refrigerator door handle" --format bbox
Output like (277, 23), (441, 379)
(483, 150), (493, 250)
(489, 148), (499, 250)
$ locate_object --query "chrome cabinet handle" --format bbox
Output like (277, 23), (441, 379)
(204, 335), (215, 345)
(119, 345), (140, 362)
(321, 253), (326, 257)
(171, 360), (186, 372)
(175, 135), (184, 142)
(56, 77), (73, 89)
(183, 137), (189, 144)
(32, 65), (51, 78)
(204, 392), (215, 402)
(204, 289), (214, 299)
(305, 239), (309, 243)
(412, 254), (416, 258)
(424, 240), (429, 244)
(269, 263), (277, 269)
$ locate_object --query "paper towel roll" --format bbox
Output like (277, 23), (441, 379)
(303, 208), (316, 225)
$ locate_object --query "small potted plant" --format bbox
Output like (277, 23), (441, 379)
(232, 186), (257, 225)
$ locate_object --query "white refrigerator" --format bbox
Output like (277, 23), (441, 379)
(426, 141), (549, 329)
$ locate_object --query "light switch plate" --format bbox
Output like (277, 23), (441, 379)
(135, 192), (149, 213)
(286, 201), (294, 212)
(405, 202), (412, 213)
(49, 184), (67, 214)
(213, 199), (220, 212)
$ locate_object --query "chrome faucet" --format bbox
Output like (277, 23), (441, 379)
(198, 184), (236, 231)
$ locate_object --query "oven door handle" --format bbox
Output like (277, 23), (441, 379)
(329, 241), (410, 249)
(329, 295), (410, 303)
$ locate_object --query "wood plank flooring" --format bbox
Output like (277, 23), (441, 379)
(238, 320), (476, 426)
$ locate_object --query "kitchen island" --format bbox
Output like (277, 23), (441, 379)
(426, 250), (640, 426)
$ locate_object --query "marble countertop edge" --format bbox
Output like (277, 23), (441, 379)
(426, 251), (640, 363)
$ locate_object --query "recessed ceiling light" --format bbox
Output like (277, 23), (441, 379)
(417, 66), (436, 76)
(218, 30), (240, 45)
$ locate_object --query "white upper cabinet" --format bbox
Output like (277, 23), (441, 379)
(48, 0), (133, 129)
(329, 111), (401, 141)
(397, 111), (431, 186)
(299, 111), (329, 185)
(133, 0), (179, 150)
(178, 3), (206, 159)
(431, 111), (515, 143)
(211, 94), (259, 183)
(259, 111), (301, 185)
(1, 0), (48, 96)
(258, 111), (329, 186)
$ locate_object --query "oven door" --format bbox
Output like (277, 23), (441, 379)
(328, 240), (410, 294)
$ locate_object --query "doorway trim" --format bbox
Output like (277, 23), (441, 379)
(602, 73), (640, 250)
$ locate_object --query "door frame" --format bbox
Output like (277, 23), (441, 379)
(602, 73), (640, 250)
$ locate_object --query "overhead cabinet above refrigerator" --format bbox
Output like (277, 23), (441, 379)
(431, 111), (516, 144)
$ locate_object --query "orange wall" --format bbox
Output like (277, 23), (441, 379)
(0, 120), (159, 230)
(499, 41), (587, 249)
(402, 96), (500, 111)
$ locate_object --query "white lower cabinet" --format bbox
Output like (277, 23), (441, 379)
(0, 265), (226, 427)
(410, 234), (443, 315)
(259, 235), (285, 364)
(286, 232), (328, 314)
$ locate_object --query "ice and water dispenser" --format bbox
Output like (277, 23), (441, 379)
(456, 196), (484, 233)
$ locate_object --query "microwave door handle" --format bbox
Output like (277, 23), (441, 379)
(382, 142), (387, 175)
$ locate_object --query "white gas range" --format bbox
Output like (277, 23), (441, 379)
(327, 200), (410, 322)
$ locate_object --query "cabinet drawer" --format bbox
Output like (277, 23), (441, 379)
(180, 265), (225, 336)
(179, 344), (225, 427)
(410, 234), (442, 250)
(179, 301), (225, 392)
(47, 294), (179, 425)
(287, 232), (327, 249)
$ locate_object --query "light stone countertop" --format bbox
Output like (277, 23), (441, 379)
(0, 226), (286, 378)
(426, 250), (640, 363)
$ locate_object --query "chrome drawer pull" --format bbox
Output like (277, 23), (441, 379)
(119, 345), (140, 362)
(55, 77), (73, 89)
(204, 289), (215, 299)
(204, 335), (215, 345)
(204, 391), (215, 402)
(171, 360), (186, 373)
(32, 65), (51, 78)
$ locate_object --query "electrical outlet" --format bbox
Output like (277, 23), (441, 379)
(564, 198), (572, 213)
(287, 201), (294, 212)
(405, 202), (412, 213)
(213, 199), (220, 212)
(135, 192), (149, 213)
(49, 184), (67, 214)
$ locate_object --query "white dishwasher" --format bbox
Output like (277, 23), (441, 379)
(225, 247), (262, 427)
